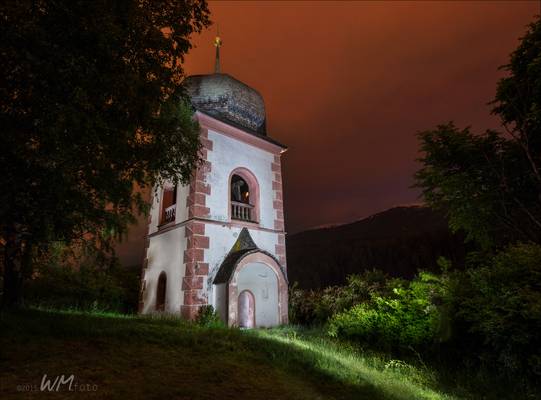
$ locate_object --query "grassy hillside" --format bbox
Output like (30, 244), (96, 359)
(0, 309), (459, 400)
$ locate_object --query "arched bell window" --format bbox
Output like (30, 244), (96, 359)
(155, 271), (167, 311)
(230, 169), (259, 223)
(231, 175), (250, 204)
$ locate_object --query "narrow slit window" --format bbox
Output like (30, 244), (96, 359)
(155, 272), (167, 311)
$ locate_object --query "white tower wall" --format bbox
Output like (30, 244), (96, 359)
(139, 111), (287, 325)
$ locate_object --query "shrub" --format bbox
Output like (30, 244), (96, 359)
(458, 242), (541, 379)
(195, 305), (223, 328)
(335, 270), (402, 313)
(289, 269), (400, 325)
(328, 272), (444, 349)
(288, 283), (318, 325)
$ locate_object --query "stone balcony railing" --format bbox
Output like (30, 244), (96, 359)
(163, 204), (176, 224)
(231, 201), (254, 222)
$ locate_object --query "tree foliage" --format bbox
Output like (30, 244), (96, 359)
(25, 242), (140, 313)
(458, 243), (541, 378)
(492, 16), (541, 168)
(415, 123), (538, 247)
(415, 16), (541, 248)
(0, 0), (210, 307)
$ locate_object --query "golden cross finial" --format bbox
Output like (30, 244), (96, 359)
(214, 24), (222, 73)
(214, 23), (222, 47)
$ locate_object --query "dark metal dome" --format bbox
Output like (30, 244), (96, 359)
(184, 73), (267, 135)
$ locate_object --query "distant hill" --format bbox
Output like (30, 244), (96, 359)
(286, 206), (467, 289)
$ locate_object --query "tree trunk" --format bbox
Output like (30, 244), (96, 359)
(1, 226), (29, 310)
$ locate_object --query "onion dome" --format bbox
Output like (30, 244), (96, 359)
(183, 32), (267, 135)
(184, 73), (267, 135)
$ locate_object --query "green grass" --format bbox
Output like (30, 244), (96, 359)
(0, 309), (460, 399)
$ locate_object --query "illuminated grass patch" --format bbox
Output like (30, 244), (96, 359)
(248, 328), (456, 400)
(0, 309), (461, 400)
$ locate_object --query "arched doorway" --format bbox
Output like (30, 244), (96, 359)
(238, 290), (255, 328)
(155, 272), (167, 311)
(214, 238), (288, 327)
(236, 262), (279, 327)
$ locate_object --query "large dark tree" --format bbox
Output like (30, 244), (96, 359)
(0, 1), (210, 308)
(415, 16), (541, 248)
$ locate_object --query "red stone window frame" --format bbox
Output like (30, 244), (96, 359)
(228, 167), (260, 224)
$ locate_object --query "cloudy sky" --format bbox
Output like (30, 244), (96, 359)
(117, 1), (539, 265)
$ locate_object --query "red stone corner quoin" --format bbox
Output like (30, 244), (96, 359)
(182, 128), (213, 319)
(272, 154), (286, 268)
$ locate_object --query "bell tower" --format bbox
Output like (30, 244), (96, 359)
(139, 35), (288, 327)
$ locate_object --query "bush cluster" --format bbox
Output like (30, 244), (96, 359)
(289, 269), (399, 325)
(328, 272), (444, 349)
(290, 243), (541, 385)
(24, 248), (140, 313)
(457, 243), (541, 379)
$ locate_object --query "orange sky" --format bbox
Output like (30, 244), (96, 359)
(117, 1), (539, 266)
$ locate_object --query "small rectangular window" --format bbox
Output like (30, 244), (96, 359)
(161, 185), (177, 225)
